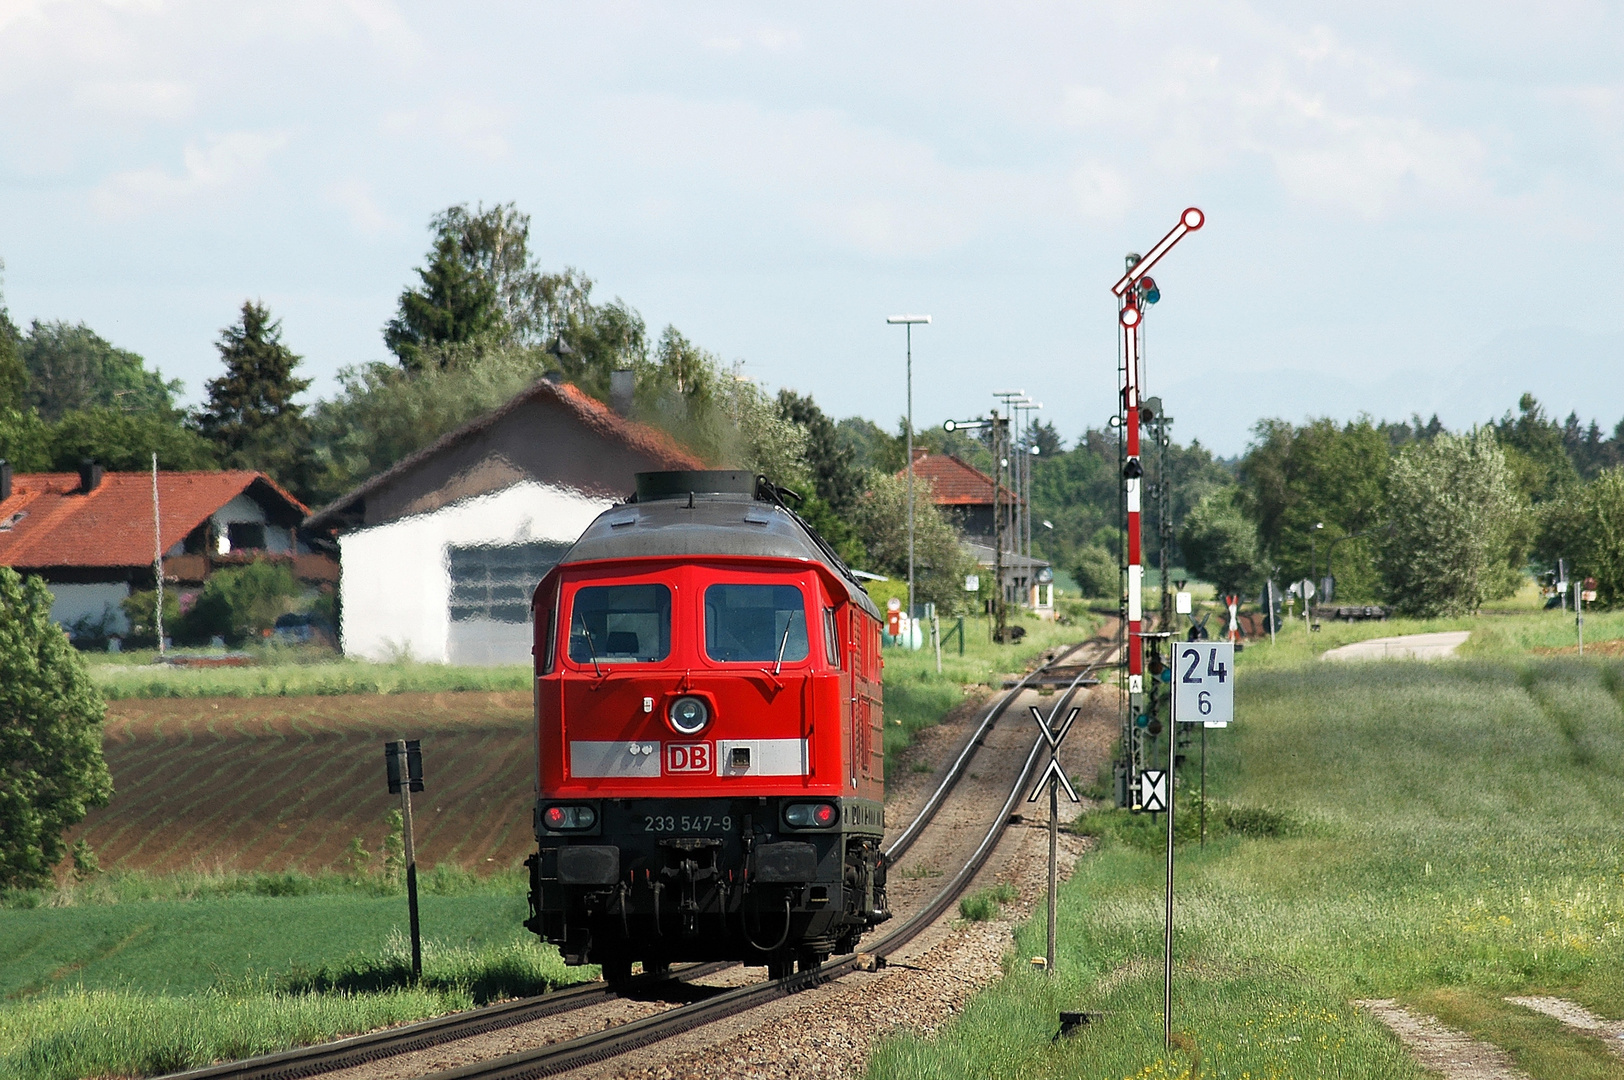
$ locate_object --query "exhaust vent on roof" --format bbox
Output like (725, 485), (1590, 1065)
(78, 460), (103, 493)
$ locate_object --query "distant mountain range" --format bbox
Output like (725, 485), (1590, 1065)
(1166, 325), (1624, 454)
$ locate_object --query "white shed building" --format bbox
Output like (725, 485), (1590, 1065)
(306, 378), (704, 665)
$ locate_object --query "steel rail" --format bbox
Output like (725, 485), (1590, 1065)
(883, 635), (1103, 864)
(161, 963), (734, 1080)
(420, 673), (1099, 1080)
(166, 632), (1111, 1080)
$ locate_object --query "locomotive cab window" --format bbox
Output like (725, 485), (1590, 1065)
(704, 584), (808, 663)
(823, 607), (840, 667)
(569, 584), (671, 664)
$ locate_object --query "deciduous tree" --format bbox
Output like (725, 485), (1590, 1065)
(0, 568), (112, 888)
(1378, 429), (1525, 616)
(20, 321), (181, 421)
(1180, 487), (1262, 597)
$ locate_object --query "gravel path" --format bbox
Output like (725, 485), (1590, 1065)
(1354, 999), (1530, 1079)
(1321, 631), (1470, 662)
(1505, 996), (1624, 1058)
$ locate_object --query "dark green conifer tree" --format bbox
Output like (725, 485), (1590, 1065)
(196, 301), (311, 489)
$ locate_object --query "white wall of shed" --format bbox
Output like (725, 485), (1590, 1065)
(338, 481), (610, 664)
(48, 581), (132, 635)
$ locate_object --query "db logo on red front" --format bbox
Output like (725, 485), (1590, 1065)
(664, 743), (712, 773)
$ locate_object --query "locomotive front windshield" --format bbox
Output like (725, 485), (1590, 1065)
(569, 584), (672, 663)
(704, 584), (809, 663)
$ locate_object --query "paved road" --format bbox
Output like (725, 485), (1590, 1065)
(1320, 631), (1471, 662)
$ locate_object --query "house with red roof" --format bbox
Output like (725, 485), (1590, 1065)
(305, 377), (704, 665)
(900, 450), (1053, 611)
(0, 462), (330, 641)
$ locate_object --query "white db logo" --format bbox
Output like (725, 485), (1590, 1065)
(664, 743), (712, 773)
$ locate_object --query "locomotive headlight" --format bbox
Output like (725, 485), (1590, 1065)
(783, 802), (838, 829)
(667, 695), (711, 735)
(542, 804), (597, 831)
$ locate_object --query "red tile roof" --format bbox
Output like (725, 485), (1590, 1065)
(0, 471), (307, 570)
(899, 453), (1019, 506)
(306, 378), (707, 530)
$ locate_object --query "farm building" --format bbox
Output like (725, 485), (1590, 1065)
(305, 377), (704, 665)
(901, 451), (1051, 609)
(0, 462), (330, 641)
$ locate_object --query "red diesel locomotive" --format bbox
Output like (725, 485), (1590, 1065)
(524, 470), (889, 980)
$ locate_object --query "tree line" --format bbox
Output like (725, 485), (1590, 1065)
(1177, 395), (1624, 616)
(0, 208), (982, 611)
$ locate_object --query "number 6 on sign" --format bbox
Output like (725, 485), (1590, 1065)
(1172, 642), (1234, 728)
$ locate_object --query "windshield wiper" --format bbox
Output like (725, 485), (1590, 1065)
(573, 612), (607, 678)
(773, 613), (799, 675)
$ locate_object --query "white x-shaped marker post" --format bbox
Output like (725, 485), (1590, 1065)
(1027, 704), (1082, 803)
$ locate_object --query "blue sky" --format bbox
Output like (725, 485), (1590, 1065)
(2, 1), (1622, 456)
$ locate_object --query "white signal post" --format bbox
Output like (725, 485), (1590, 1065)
(1113, 208), (1204, 795)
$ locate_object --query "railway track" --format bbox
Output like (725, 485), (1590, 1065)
(167, 631), (1115, 1080)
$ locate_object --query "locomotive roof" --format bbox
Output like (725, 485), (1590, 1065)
(558, 471), (882, 617)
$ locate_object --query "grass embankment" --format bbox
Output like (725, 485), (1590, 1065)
(87, 654), (531, 700)
(0, 867), (581, 1080)
(880, 609), (1096, 773)
(870, 640), (1624, 1079)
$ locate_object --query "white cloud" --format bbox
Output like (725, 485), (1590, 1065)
(325, 177), (395, 237)
(73, 78), (194, 119)
(91, 129), (288, 217)
(380, 99), (509, 161)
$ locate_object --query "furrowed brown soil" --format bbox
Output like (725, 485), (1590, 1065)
(78, 692), (534, 874)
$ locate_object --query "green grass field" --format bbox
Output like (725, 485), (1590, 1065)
(869, 619), (1624, 1079)
(0, 869), (580, 1080)
(87, 655), (531, 700)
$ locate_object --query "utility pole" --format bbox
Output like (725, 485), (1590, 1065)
(943, 411), (1009, 641)
(888, 315), (931, 624)
(150, 453), (165, 657)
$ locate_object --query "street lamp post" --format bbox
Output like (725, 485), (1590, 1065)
(887, 315), (931, 626)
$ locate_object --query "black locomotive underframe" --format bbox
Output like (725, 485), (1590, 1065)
(525, 796), (888, 972)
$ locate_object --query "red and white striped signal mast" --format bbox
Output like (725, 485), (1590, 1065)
(1111, 207), (1204, 790)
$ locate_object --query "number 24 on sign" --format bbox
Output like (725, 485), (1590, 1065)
(1172, 642), (1234, 728)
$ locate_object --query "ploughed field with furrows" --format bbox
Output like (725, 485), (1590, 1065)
(79, 692), (535, 873)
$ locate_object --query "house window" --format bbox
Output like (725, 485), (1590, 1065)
(226, 522), (266, 550)
(448, 542), (571, 624)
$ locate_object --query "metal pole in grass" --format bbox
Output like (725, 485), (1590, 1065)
(1163, 682), (1177, 1048)
(1200, 725), (1206, 848)
(386, 739), (425, 982)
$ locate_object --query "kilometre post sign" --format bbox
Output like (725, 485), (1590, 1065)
(1172, 642), (1233, 729)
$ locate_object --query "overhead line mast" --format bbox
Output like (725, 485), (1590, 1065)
(1113, 208), (1204, 801)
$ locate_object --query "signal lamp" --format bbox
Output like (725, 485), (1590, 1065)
(1148, 654), (1164, 675)
(784, 802), (838, 829)
(1123, 456), (1144, 480)
(543, 804), (597, 831)
(667, 695), (711, 735)
(1146, 719), (1163, 736)
(1139, 277), (1160, 305)
(1134, 714), (1150, 729)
